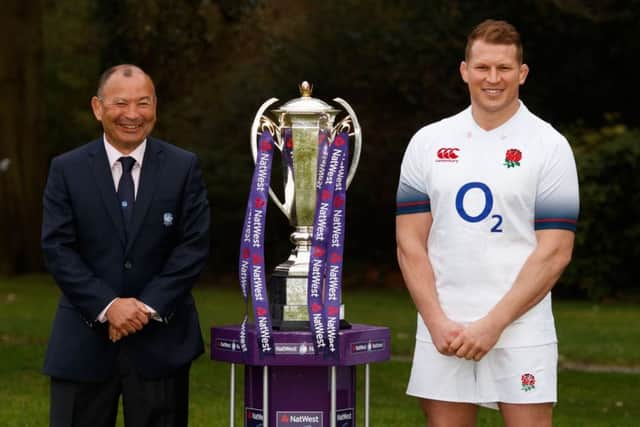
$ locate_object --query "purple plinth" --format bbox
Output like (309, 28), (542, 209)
(211, 324), (390, 426)
(212, 323), (390, 366)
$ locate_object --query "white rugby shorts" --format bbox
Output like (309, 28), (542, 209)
(406, 340), (557, 409)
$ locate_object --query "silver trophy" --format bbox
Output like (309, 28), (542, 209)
(250, 82), (362, 330)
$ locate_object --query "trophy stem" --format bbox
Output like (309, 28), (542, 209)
(273, 226), (312, 274)
(270, 226), (311, 330)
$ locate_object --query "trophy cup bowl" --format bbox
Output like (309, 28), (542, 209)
(250, 82), (362, 330)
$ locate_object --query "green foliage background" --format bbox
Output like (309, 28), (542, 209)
(564, 125), (640, 299)
(35, 0), (640, 299)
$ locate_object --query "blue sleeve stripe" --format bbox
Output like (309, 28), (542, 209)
(396, 200), (430, 215)
(534, 218), (577, 232)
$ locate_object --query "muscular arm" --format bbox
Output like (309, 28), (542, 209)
(450, 229), (575, 360)
(396, 212), (463, 354)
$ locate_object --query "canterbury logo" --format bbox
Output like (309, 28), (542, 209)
(437, 147), (460, 160)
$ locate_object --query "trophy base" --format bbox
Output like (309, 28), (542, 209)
(269, 272), (349, 331)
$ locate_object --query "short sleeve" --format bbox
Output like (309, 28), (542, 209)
(534, 137), (580, 231)
(396, 136), (430, 215)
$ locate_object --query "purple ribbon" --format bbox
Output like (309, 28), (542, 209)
(324, 132), (349, 358)
(238, 127), (349, 358)
(238, 198), (252, 355)
(238, 130), (276, 356)
(307, 131), (349, 356)
(316, 130), (330, 189)
(282, 128), (294, 179)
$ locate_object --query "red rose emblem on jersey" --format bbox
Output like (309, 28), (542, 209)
(506, 149), (522, 162)
(520, 373), (536, 391)
(504, 149), (522, 168)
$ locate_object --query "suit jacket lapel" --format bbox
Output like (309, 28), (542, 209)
(88, 138), (127, 248)
(126, 137), (163, 254)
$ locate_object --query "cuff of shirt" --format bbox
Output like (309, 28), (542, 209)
(97, 299), (162, 323)
(144, 304), (162, 322)
(97, 298), (118, 323)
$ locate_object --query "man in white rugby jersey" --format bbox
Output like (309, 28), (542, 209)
(396, 19), (579, 427)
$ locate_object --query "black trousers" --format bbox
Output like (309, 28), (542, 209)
(50, 350), (190, 427)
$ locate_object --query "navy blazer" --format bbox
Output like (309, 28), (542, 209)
(42, 137), (210, 381)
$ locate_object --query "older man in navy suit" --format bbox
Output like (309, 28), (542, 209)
(42, 64), (210, 427)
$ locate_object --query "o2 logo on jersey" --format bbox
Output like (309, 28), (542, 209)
(455, 182), (503, 232)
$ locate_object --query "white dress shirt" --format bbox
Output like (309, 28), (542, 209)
(103, 136), (146, 197)
(98, 135), (160, 322)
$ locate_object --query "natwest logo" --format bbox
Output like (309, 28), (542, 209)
(246, 408), (264, 427)
(436, 147), (460, 162)
(216, 339), (241, 352)
(276, 411), (323, 426)
(351, 340), (386, 353)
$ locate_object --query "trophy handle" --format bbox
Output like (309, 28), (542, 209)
(250, 98), (292, 220)
(333, 98), (362, 189)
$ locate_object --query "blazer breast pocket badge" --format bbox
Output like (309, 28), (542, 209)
(163, 212), (174, 227)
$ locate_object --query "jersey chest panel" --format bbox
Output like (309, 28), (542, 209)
(426, 132), (539, 239)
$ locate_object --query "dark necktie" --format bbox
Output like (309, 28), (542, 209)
(117, 156), (136, 236)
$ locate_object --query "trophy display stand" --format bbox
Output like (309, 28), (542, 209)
(211, 324), (390, 427)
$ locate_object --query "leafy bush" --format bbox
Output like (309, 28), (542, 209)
(560, 124), (640, 300)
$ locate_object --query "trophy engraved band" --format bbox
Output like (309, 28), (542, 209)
(249, 82), (362, 330)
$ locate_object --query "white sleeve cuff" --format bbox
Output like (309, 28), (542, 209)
(97, 298), (119, 323)
(144, 304), (163, 322)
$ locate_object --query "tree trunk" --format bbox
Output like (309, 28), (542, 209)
(0, 0), (45, 274)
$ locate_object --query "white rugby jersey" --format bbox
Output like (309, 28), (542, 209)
(397, 102), (579, 348)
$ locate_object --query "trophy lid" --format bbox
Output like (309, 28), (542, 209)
(272, 81), (340, 115)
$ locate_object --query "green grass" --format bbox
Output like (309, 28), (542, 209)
(555, 301), (640, 366)
(1, 275), (639, 426)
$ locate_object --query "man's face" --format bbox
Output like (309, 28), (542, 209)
(460, 40), (528, 124)
(91, 71), (157, 152)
